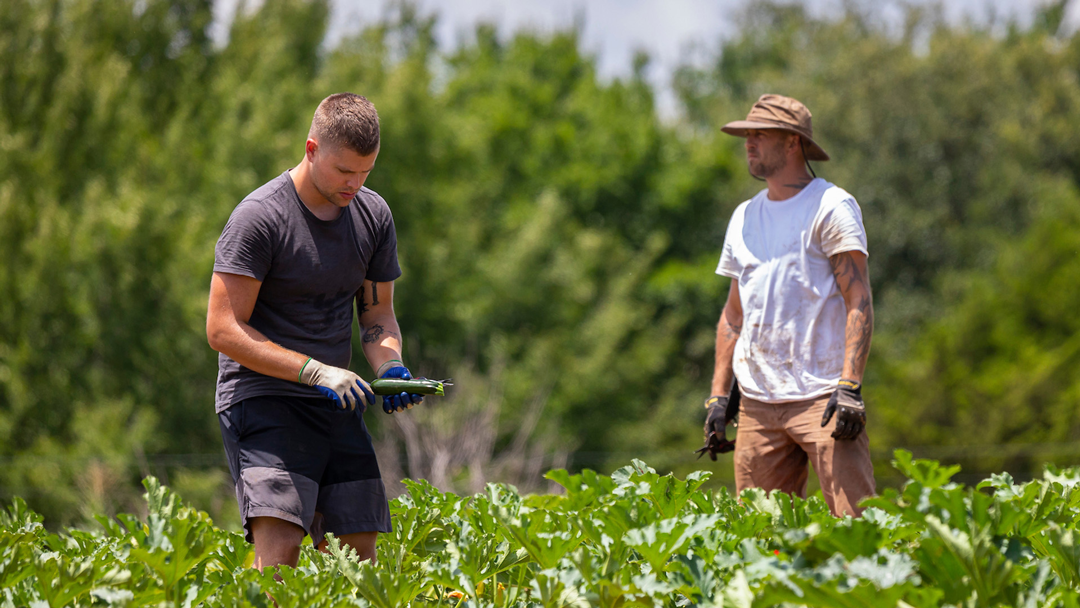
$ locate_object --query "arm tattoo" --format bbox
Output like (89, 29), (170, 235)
(712, 306), (742, 396)
(363, 324), (384, 344)
(828, 253), (868, 294)
(372, 282), (379, 306)
(362, 323), (400, 344)
(845, 295), (873, 373)
(830, 252), (874, 377)
(721, 317), (742, 341)
(357, 286), (368, 315)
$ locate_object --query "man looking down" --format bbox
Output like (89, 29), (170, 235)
(206, 93), (422, 571)
(702, 94), (876, 516)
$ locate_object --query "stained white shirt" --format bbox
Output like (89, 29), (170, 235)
(717, 178), (868, 404)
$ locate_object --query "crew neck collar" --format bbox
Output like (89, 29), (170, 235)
(763, 177), (823, 203)
(285, 171), (347, 225)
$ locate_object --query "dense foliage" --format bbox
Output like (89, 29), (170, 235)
(3, 0), (1080, 525)
(7, 454), (1080, 606)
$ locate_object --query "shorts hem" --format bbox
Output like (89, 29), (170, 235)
(323, 520), (393, 535)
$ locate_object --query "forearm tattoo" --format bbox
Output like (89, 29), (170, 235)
(362, 323), (399, 345)
(357, 286), (369, 315)
(363, 324), (384, 344)
(845, 295), (873, 373)
(829, 253), (874, 375)
(721, 316), (742, 341)
(372, 282), (379, 306)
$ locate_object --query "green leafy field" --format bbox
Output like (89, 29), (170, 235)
(5, 451), (1080, 607)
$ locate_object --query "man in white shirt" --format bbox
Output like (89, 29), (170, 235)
(701, 94), (875, 516)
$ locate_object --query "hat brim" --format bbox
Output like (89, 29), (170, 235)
(721, 120), (830, 161)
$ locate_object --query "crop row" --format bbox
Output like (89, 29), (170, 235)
(4, 451), (1080, 607)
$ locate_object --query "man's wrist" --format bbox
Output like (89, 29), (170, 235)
(298, 357), (314, 383)
(299, 357), (326, 385)
(704, 395), (727, 409)
(838, 378), (862, 392)
(376, 359), (404, 377)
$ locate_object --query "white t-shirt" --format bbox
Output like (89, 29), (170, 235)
(716, 178), (868, 404)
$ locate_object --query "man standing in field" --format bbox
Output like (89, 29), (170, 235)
(701, 94), (875, 516)
(206, 93), (423, 570)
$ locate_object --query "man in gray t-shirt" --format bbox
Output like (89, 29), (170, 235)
(207, 93), (423, 572)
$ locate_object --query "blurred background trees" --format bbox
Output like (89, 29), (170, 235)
(2, 0), (1080, 526)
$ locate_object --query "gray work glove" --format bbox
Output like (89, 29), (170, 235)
(820, 379), (866, 440)
(299, 358), (376, 412)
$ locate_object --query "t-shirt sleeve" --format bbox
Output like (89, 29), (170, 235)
(214, 201), (275, 281)
(818, 194), (869, 258)
(366, 208), (402, 282)
(716, 206), (744, 279)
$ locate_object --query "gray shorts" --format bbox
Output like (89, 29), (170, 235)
(219, 394), (392, 545)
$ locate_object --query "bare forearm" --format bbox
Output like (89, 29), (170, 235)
(210, 322), (309, 382)
(710, 309), (741, 396)
(360, 313), (404, 373)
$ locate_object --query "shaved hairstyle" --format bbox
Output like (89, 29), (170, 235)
(308, 93), (380, 155)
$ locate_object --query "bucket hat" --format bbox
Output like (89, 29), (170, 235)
(721, 94), (829, 161)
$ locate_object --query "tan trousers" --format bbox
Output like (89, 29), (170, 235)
(734, 394), (876, 517)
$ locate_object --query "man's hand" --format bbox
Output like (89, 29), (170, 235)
(703, 397), (729, 437)
(697, 385), (740, 460)
(820, 379), (866, 440)
(299, 358), (376, 412)
(379, 364), (425, 414)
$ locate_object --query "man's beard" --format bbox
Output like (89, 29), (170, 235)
(748, 149), (785, 178)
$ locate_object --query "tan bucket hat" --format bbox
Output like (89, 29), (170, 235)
(721, 94), (829, 161)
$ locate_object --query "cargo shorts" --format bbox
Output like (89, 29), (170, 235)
(219, 394), (392, 545)
(733, 393), (876, 517)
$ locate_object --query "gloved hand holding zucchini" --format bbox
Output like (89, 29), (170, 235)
(369, 377), (447, 396)
(373, 360), (449, 414)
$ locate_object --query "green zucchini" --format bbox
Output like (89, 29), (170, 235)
(369, 377), (448, 396)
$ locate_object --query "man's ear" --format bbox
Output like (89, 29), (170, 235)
(305, 138), (318, 160)
(789, 134), (805, 160)
(788, 134), (801, 154)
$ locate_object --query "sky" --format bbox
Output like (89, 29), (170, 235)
(212, 0), (1078, 117)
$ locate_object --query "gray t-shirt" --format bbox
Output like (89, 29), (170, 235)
(213, 171), (401, 413)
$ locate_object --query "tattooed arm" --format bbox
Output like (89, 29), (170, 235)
(829, 251), (874, 382)
(710, 280), (744, 397)
(357, 279), (405, 375)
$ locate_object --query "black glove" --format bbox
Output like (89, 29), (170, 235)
(696, 384), (740, 460)
(820, 379), (866, 440)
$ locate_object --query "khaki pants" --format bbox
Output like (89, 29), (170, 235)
(734, 394), (876, 517)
